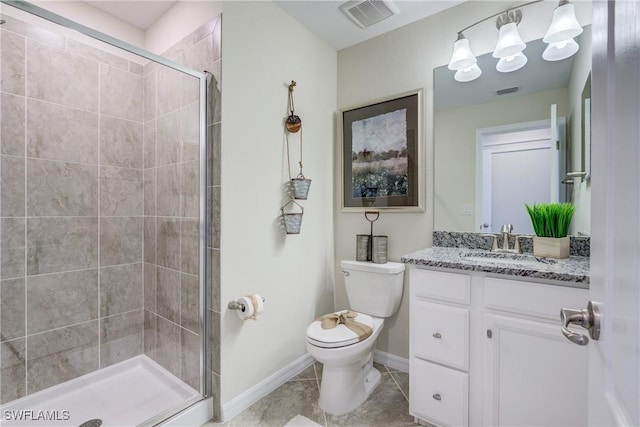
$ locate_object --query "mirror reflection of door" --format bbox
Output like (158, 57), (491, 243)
(476, 116), (566, 234)
(434, 26), (591, 235)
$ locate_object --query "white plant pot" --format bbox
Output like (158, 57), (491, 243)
(533, 236), (570, 259)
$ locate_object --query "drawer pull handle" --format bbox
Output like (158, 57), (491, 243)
(432, 332), (442, 339)
(433, 393), (442, 401)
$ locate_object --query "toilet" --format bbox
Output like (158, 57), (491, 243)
(306, 260), (405, 416)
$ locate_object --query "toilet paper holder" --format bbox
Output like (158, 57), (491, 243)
(228, 296), (266, 312)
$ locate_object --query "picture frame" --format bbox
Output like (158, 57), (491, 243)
(341, 89), (423, 212)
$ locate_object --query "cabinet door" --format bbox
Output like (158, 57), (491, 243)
(484, 314), (588, 426)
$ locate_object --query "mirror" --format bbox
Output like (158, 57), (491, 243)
(434, 26), (592, 236)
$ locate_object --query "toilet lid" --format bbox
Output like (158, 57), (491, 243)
(306, 311), (374, 349)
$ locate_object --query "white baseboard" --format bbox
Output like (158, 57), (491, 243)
(221, 353), (314, 421)
(373, 350), (409, 373)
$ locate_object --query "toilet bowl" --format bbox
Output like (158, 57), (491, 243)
(306, 260), (405, 416)
(306, 311), (384, 415)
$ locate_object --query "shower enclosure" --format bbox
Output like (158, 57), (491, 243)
(0, 1), (216, 425)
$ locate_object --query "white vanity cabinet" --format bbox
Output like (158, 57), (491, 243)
(409, 267), (589, 427)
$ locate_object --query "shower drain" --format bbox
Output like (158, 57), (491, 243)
(78, 419), (102, 427)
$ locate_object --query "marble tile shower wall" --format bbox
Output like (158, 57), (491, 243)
(0, 16), (147, 403)
(140, 15), (222, 406)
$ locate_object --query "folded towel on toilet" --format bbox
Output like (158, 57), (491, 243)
(316, 310), (372, 342)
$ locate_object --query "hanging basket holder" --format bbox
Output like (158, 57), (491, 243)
(281, 199), (304, 234)
(285, 80), (311, 200)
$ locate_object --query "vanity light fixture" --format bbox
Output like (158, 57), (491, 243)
(447, 33), (477, 71)
(492, 10), (526, 59)
(542, 37), (579, 61)
(543, 0), (583, 43)
(496, 51), (528, 73)
(447, 0), (582, 82)
(455, 63), (483, 82)
(542, 0), (583, 61)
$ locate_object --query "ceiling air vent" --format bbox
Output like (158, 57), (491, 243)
(496, 86), (519, 96)
(339, 0), (399, 29)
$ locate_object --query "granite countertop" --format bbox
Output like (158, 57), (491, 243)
(401, 246), (590, 288)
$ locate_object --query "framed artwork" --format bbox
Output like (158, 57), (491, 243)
(341, 89), (423, 212)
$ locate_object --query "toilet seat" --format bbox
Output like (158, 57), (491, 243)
(306, 311), (376, 349)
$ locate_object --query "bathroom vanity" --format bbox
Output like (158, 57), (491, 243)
(402, 247), (590, 427)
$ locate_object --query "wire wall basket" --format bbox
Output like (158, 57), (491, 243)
(291, 173), (312, 200)
(281, 199), (304, 234)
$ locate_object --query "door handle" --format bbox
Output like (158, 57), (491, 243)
(560, 301), (601, 346)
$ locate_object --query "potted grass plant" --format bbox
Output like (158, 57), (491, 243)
(525, 203), (576, 259)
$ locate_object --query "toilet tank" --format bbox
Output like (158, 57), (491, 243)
(341, 260), (405, 317)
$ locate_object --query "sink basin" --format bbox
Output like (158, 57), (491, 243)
(461, 251), (557, 266)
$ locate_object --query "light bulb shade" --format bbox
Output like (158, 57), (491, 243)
(493, 22), (526, 58)
(454, 64), (482, 82)
(543, 2), (583, 43)
(542, 38), (579, 61)
(448, 37), (477, 71)
(496, 52), (528, 72)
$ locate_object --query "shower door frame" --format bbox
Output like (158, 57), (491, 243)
(0, 1), (210, 425)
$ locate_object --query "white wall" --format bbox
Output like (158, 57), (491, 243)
(568, 27), (593, 235)
(220, 1), (336, 405)
(434, 88), (570, 232)
(336, 0), (592, 359)
(145, 1), (223, 54)
(29, 1), (222, 56)
(31, 0), (144, 47)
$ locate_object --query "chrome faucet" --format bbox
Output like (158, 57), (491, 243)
(500, 223), (514, 251)
(482, 224), (522, 253)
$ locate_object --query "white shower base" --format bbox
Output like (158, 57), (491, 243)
(0, 355), (199, 427)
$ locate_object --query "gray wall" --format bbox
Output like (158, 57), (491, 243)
(0, 15), (145, 402)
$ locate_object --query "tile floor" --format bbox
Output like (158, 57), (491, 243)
(203, 362), (419, 427)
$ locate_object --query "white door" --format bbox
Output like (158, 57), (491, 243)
(477, 122), (554, 234)
(585, 1), (640, 425)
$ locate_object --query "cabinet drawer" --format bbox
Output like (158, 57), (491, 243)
(410, 268), (470, 304)
(410, 359), (468, 427)
(484, 277), (589, 321)
(411, 300), (469, 370)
